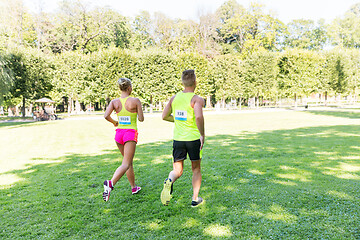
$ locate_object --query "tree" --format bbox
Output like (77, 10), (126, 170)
(328, 3), (360, 48)
(153, 12), (175, 50)
(132, 50), (179, 110)
(45, 1), (123, 53)
(131, 11), (154, 50)
(89, 47), (136, 107)
(284, 19), (328, 50)
(345, 49), (360, 101)
(241, 50), (278, 106)
(322, 49), (350, 99)
(5, 48), (53, 117)
(0, 0), (37, 49)
(216, 1), (286, 56)
(277, 49), (325, 106)
(216, 0), (248, 54)
(171, 19), (198, 53)
(0, 53), (13, 105)
(177, 52), (214, 106)
(211, 54), (242, 107)
(53, 51), (90, 113)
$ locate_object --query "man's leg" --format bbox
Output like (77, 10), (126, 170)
(161, 160), (184, 205)
(168, 160), (184, 182)
(191, 159), (201, 201)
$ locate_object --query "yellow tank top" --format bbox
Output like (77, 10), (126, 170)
(172, 92), (200, 141)
(116, 97), (137, 130)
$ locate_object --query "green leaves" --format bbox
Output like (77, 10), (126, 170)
(328, 3), (360, 49)
(0, 54), (14, 104)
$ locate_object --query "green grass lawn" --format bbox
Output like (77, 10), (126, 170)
(1, 109), (360, 239)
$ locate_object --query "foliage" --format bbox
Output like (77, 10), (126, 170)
(1, 0), (360, 110)
(216, 1), (286, 56)
(328, 3), (360, 48)
(345, 49), (360, 96)
(133, 49), (179, 105)
(3, 48), (53, 111)
(0, 53), (13, 105)
(177, 52), (213, 98)
(277, 49), (325, 98)
(241, 50), (278, 99)
(284, 19), (328, 50)
(322, 49), (350, 95)
(211, 54), (242, 102)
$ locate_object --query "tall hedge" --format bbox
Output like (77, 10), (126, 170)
(2, 47), (360, 111)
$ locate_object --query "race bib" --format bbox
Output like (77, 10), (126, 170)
(119, 116), (131, 125)
(175, 110), (187, 121)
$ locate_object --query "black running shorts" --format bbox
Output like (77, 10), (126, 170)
(173, 139), (201, 162)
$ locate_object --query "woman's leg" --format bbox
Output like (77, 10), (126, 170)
(124, 141), (137, 188)
(111, 141), (136, 186)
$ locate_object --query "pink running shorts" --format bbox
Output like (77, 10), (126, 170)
(115, 129), (138, 145)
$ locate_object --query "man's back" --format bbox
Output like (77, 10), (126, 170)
(172, 92), (200, 141)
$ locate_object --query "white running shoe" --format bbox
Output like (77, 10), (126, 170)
(103, 180), (113, 202)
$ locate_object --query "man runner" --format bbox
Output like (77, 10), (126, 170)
(160, 69), (205, 207)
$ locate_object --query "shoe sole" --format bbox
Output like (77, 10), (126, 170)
(132, 187), (141, 194)
(191, 198), (204, 208)
(103, 191), (110, 202)
(161, 181), (172, 205)
(103, 181), (112, 202)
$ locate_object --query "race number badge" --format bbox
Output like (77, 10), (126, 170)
(119, 116), (131, 125)
(175, 110), (187, 121)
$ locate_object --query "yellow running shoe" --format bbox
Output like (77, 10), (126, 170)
(161, 178), (173, 205)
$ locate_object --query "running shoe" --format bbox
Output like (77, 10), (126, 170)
(191, 197), (204, 207)
(103, 180), (113, 202)
(132, 186), (141, 194)
(160, 178), (173, 205)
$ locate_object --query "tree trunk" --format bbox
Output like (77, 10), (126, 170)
(294, 93), (297, 108)
(68, 97), (72, 115)
(29, 103), (33, 116)
(324, 91), (328, 106)
(206, 96), (211, 108)
(22, 97), (26, 118)
(150, 95), (153, 114)
(75, 99), (81, 113)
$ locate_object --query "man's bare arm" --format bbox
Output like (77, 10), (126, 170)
(162, 96), (175, 122)
(193, 96), (205, 149)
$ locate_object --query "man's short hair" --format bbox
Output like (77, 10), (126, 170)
(182, 70), (196, 87)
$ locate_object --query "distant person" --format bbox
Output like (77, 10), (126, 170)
(161, 69), (205, 207)
(0, 106), (4, 115)
(103, 78), (144, 202)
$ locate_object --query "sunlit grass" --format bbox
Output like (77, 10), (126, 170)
(203, 224), (233, 237)
(0, 109), (360, 239)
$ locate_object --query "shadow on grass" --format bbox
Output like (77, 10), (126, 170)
(307, 110), (360, 119)
(1, 125), (360, 239)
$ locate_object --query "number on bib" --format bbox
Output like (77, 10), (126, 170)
(119, 116), (131, 125)
(175, 110), (187, 121)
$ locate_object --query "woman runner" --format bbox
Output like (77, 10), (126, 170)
(102, 78), (144, 202)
